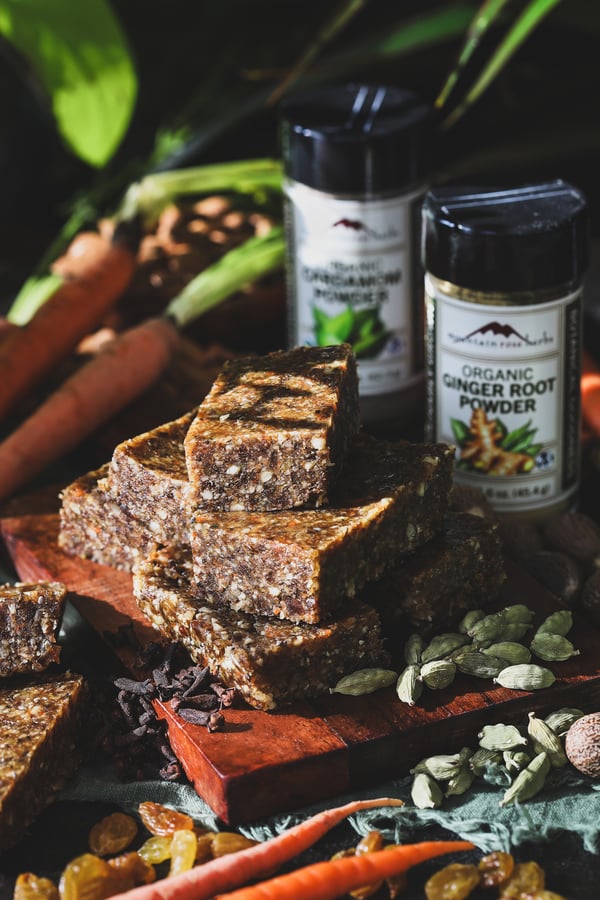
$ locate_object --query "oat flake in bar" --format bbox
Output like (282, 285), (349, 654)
(0, 672), (88, 849)
(133, 545), (389, 711)
(184, 343), (360, 511)
(190, 435), (455, 624)
(0, 581), (67, 677)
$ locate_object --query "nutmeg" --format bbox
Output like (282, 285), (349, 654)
(542, 512), (600, 570)
(565, 712), (600, 778)
(581, 569), (600, 628)
(521, 550), (583, 606)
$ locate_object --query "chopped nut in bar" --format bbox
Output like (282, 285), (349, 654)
(189, 436), (454, 624)
(0, 581), (67, 677)
(364, 512), (506, 636)
(133, 545), (390, 711)
(0, 672), (89, 850)
(184, 343), (360, 511)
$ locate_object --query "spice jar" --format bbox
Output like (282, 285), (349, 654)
(280, 83), (433, 430)
(422, 180), (589, 519)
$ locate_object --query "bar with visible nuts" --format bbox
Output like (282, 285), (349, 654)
(0, 581), (67, 677)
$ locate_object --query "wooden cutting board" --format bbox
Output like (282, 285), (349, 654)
(3, 512), (600, 826)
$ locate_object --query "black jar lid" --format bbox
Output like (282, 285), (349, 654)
(280, 83), (433, 195)
(422, 180), (589, 293)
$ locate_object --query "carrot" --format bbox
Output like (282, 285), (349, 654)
(217, 840), (475, 900)
(0, 317), (178, 504)
(581, 348), (600, 438)
(115, 798), (405, 900)
(0, 228), (137, 422)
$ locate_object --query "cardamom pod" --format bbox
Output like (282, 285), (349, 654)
(458, 608), (486, 634)
(482, 642), (532, 665)
(503, 749), (531, 774)
(478, 723), (528, 752)
(498, 621), (532, 642)
(396, 664), (423, 706)
(419, 659), (457, 690)
(454, 649), (506, 679)
(499, 751), (551, 806)
(469, 747), (502, 776)
(535, 609), (573, 637)
(468, 612), (507, 643)
(411, 772), (443, 809)
(421, 632), (470, 664)
(543, 708), (585, 737)
(411, 751), (466, 781)
(494, 663), (556, 691)
(330, 667), (398, 696)
(530, 633), (580, 662)
(499, 603), (535, 624)
(445, 766), (475, 798)
(527, 712), (568, 767)
(403, 633), (426, 666)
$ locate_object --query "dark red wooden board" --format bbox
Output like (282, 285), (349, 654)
(3, 512), (600, 825)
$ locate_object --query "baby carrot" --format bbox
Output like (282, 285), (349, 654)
(217, 840), (475, 900)
(115, 798), (405, 900)
(0, 228), (137, 423)
(0, 317), (178, 504)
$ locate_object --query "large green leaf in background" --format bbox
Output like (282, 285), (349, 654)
(0, 0), (137, 167)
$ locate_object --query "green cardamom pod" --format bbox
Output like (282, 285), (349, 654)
(454, 649), (506, 679)
(468, 612), (507, 643)
(499, 751), (551, 807)
(419, 659), (457, 690)
(527, 712), (568, 767)
(530, 632), (580, 662)
(469, 747), (502, 776)
(498, 621), (532, 642)
(396, 664), (423, 706)
(482, 642), (532, 665)
(503, 749), (531, 774)
(330, 667), (398, 696)
(535, 609), (573, 637)
(411, 772), (444, 809)
(445, 766), (475, 798)
(499, 603), (535, 624)
(458, 609), (486, 634)
(421, 632), (470, 664)
(403, 633), (426, 666)
(478, 723), (528, 752)
(543, 708), (585, 737)
(494, 663), (556, 691)
(411, 751), (466, 781)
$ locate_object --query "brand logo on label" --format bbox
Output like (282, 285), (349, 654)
(332, 218), (399, 241)
(449, 320), (553, 348)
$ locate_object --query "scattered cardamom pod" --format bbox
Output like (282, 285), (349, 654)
(494, 663), (556, 691)
(469, 747), (502, 776)
(499, 603), (535, 624)
(499, 751), (551, 806)
(543, 708), (585, 737)
(445, 766), (475, 798)
(478, 723), (528, 752)
(421, 632), (470, 664)
(396, 664), (423, 706)
(468, 612), (507, 643)
(457, 609), (486, 634)
(403, 633), (426, 666)
(482, 641), (532, 665)
(535, 609), (573, 637)
(411, 772), (443, 809)
(411, 750), (467, 781)
(498, 621), (532, 642)
(454, 649), (506, 679)
(419, 659), (457, 690)
(330, 668), (398, 696)
(503, 749), (531, 774)
(529, 633), (580, 662)
(527, 712), (568, 767)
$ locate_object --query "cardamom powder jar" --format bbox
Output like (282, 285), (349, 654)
(422, 180), (589, 519)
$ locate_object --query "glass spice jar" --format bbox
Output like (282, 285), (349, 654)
(280, 83), (433, 431)
(422, 180), (590, 520)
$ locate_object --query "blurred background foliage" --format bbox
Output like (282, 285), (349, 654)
(1, 0), (599, 306)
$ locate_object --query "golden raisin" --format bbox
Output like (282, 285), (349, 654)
(106, 853), (155, 889)
(350, 831), (386, 900)
(138, 801), (194, 837)
(478, 851), (515, 888)
(137, 835), (172, 866)
(168, 830), (198, 876)
(500, 861), (545, 898)
(209, 831), (258, 858)
(425, 862), (481, 899)
(13, 873), (59, 900)
(88, 813), (138, 857)
(58, 854), (118, 900)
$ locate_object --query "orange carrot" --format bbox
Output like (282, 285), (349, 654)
(0, 229), (137, 422)
(0, 317), (178, 503)
(217, 840), (475, 900)
(115, 798), (405, 900)
(581, 348), (600, 438)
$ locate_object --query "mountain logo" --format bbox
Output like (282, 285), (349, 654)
(455, 321), (533, 345)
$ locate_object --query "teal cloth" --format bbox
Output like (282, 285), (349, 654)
(60, 763), (600, 855)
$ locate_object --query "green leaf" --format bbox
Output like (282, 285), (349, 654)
(0, 0), (137, 167)
(7, 274), (63, 325)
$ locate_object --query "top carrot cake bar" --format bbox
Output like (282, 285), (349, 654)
(183, 343), (360, 511)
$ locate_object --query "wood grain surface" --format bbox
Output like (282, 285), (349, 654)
(2, 512), (600, 825)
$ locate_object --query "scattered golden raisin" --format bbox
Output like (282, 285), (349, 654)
(88, 813), (138, 857)
(13, 873), (59, 900)
(500, 860), (545, 898)
(58, 854), (118, 900)
(478, 851), (514, 888)
(425, 862), (481, 899)
(138, 801), (194, 837)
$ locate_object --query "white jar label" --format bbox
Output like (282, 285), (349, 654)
(425, 275), (582, 513)
(284, 179), (423, 397)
